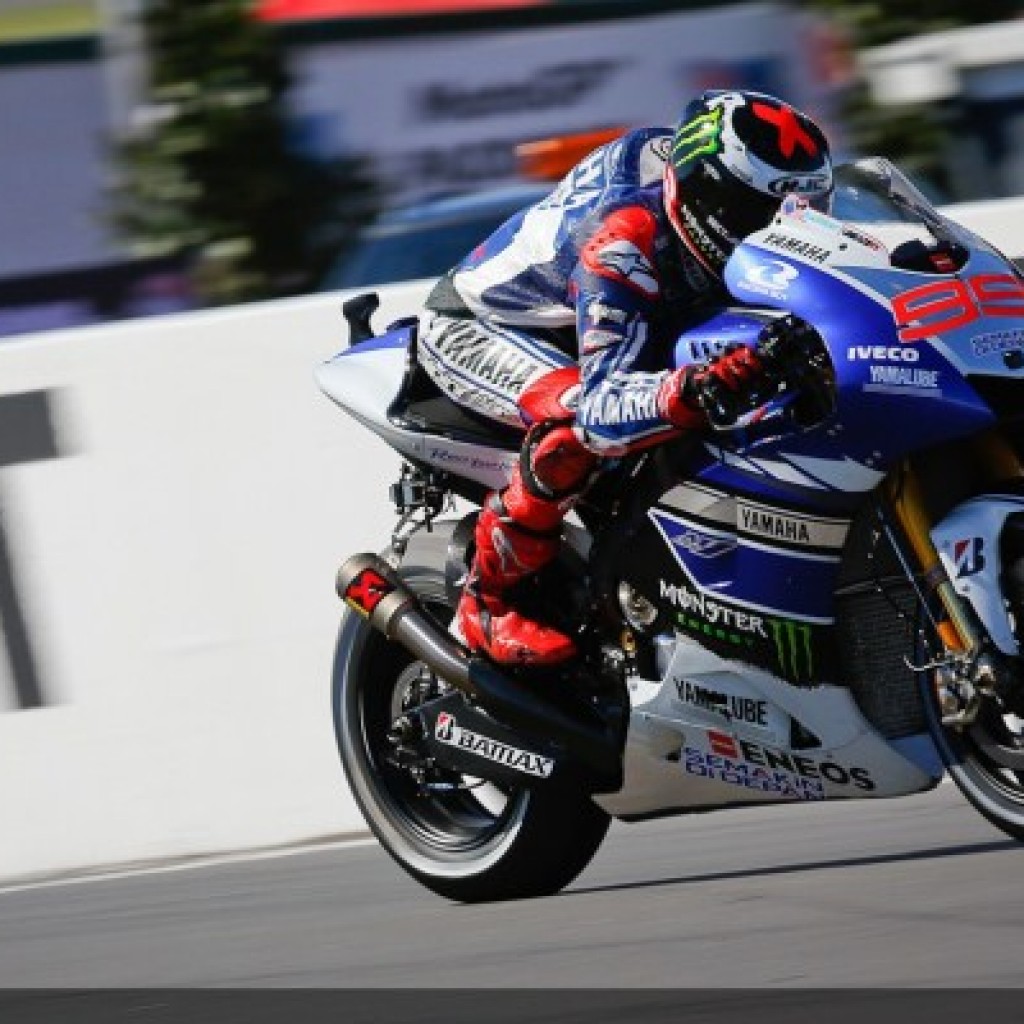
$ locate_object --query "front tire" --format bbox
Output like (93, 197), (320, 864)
(331, 530), (611, 902)
(923, 677), (1024, 841)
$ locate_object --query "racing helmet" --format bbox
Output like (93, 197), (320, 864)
(664, 91), (832, 275)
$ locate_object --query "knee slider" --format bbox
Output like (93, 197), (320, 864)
(521, 421), (599, 499)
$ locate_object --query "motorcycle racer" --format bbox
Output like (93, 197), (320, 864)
(418, 90), (833, 667)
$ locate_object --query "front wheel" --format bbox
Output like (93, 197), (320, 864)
(923, 669), (1024, 841)
(331, 530), (611, 902)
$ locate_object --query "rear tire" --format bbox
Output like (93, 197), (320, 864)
(331, 530), (611, 902)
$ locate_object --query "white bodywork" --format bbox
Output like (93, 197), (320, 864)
(933, 494), (1024, 656)
(315, 339), (517, 492)
(594, 638), (938, 817)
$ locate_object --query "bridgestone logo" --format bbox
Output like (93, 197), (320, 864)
(434, 713), (555, 778)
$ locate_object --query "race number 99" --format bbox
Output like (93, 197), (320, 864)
(893, 273), (1024, 343)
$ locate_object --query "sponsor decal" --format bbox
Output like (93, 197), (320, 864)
(672, 104), (724, 168)
(767, 172), (831, 196)
(660, 579), (767, 637)
(416, 61), (619, 120)
(751, 101), (820, 159)
(593, 240), (659, 297)
(971, 328), (1024, 357)
(649, 136), (672, 162)
(679, 201), (728, 266)
(671, 529), (736, 559)
(433, 712), (554, 778)
(586, 301), (627, 326)
(674, 679), (768, 727)
(865, 366), (941, 395)
(581, 328), (622, 354)
(741, 260), (799, 300)
(846, 345), (920, 363)
(344, 567), (392, 617)
(426, 446), (514, 475)
(428, 320), (538, 394)
(683, 745), (825, 800)
(767, 618), (815, 683)
(841, 225), (886, 253)
(584, 382), (661, 427)
(780, 194), (809, 217)
(779, 195), (840, 235)
(893, 273), (1024, 343)
(738, 503), (849, 551)
(673, 610), (756, 650)
(763, 231), (831, 264)
(687, 729), (875, 795)
(682, 339), (733, 362)
(953, 537), (985, 578)
(739, 507), (809, 545)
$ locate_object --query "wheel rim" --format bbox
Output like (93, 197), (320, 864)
(961, 701), (1024, 793)
(353, 601), (532, 860)
(930, 683), (1024, 804)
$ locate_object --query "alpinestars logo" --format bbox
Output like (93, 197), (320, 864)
(434, 713), (555, 778)
(595, 241), (659, 297)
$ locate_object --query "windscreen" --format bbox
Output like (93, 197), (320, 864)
(830, 157), (976, 252)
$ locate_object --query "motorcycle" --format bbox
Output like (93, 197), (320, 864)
(316, 157), (1024, 903)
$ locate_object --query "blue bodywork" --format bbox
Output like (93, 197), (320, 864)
(653, 197), (1024, 653)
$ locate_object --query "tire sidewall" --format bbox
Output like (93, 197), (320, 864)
(921, 676), (1024, 841)
(331, 557), (539, 889)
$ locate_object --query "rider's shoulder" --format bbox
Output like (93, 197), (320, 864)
(612, 126), (673, 186)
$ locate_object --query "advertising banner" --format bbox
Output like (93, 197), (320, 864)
(285, 4), (850, 205)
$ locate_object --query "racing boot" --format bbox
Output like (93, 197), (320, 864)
(457, 469), (579, 667)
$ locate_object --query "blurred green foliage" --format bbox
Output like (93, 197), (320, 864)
(803, 0), (1022, 196)
(807, 0), (1020, 47)
(111, 0), (376, 305)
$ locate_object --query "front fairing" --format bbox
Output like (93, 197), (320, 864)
(686, 158), (1024, 492)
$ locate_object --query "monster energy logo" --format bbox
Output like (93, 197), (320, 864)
(672, 106), (723, 169)
(768, 619), (814, 683)
(675, 612), (756, 649)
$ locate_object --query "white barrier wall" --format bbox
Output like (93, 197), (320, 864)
(0, 200), (1022, 886)
(0, 282), (430, 884)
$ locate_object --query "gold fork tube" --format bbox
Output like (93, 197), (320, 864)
(886, 465), (973, 653)
(887, 432), (1024, 654)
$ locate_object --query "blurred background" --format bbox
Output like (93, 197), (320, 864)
(0, 0), (1023, 896)
(0, 0), (1022, 339)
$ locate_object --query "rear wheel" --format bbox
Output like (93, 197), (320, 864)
(331, 530), (611, 902)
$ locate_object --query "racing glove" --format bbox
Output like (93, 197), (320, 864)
(756, 315), (836, 427)
(657, 343), (771, 430)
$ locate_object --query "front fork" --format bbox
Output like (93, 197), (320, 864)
(885, 431), (1024, 726)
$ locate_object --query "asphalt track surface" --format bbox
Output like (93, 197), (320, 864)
(0, 784), (1022, 989)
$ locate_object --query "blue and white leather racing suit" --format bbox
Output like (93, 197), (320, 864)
(420, 126), (726, 456)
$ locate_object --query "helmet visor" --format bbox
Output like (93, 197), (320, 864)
(679, 164), (782, 244)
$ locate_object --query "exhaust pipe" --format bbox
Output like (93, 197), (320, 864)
(336, 552), (621, 779)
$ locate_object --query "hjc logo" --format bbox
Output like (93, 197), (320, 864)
(953, 537), (985, 578)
